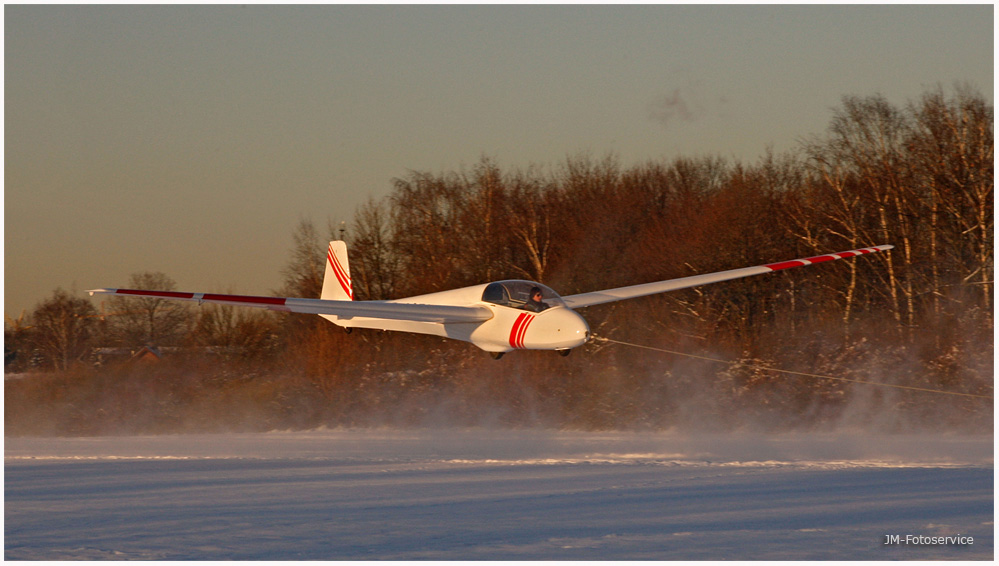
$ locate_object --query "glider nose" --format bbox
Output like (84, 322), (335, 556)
(524, 308), (590, 350)
(567, 310), (591, 348)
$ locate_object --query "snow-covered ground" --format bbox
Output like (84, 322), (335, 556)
(5, 429), (993, 560)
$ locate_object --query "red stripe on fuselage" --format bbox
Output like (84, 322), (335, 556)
(509, 313), (526, 348)
(519, 314), (533, 348)
(514, 314), (527, 348)
(509, 312), (535, 349)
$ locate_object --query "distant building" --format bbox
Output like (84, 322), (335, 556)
(130, 346), (162, 364)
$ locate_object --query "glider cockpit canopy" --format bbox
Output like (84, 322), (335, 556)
(481, 280), (566, 310)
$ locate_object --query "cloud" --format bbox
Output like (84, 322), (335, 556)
(649, 87), (700, 127)
(648, 76), (729, 129)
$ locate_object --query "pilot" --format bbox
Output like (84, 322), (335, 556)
(524, 287), (549, 312)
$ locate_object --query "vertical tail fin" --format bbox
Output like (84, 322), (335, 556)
(321, 241), (353, 301)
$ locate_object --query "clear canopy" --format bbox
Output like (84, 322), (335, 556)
(481, 280), (566, 311)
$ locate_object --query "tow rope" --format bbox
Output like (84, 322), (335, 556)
(591, 335), (993, 400)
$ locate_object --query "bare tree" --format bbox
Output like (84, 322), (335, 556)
(457, 158), (512, 283)
(107, 272), (191, 347)
(30, 288), (98, 370)
(278, 219), (327, 299)
(350, 198), (400, 300)
(190, 302), (279, 360)
(388, 171), (469, 295)
(907, 84), (994, 325)
(506, 175), (555, 282)
(803, 95), (913, 336)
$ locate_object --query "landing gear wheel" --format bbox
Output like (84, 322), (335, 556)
(489, 351), (505, 360)
(557, 349), (571, 357)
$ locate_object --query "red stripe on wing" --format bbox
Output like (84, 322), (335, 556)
(201, 294), (287, 306)
(765, 260), (808, 271)
(766, 247), (883, 272)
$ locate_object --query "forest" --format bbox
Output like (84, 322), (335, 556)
(6, 85), (993, 435)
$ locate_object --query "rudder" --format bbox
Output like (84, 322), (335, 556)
(322, 241), (353, 300)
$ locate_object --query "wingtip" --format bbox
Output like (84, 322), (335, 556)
(86, 288), (115, 296)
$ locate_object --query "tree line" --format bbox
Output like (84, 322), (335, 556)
(6, 85), (992, 434)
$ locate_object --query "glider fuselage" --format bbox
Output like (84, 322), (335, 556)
(322, 280), (590, 354)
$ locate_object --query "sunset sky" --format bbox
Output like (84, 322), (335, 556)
(5, 4), (993, 316)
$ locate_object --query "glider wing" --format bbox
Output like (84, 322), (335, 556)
(86, 289), (493, 324)
(561, 245), (894, 309)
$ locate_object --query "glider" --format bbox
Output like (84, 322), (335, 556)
(89, 242), (893, 359)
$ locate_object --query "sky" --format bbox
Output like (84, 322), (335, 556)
(4, 4), (994, 318)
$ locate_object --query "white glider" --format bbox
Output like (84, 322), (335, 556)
(89, 242), (893, 359)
